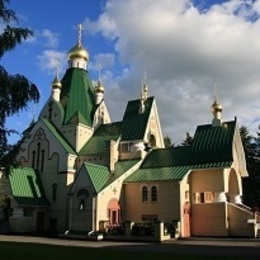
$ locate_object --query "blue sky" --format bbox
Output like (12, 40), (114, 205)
(2, 0), (260, 145)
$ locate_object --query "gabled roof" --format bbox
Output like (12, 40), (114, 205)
(121, 97), (154, 141)
(84, 159), (140, 193)
(41, 118), (77, 155)
(125, 120), (236, 183)
(9, 167), (49, 207)
(60, 68), (96, 126)
(79, 122), (122, 156)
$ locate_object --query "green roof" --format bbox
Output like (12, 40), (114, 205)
(9, 167), (49, 207)
(85, 159), (140, 193)
(125, 166), (190, 182)
(79, 122), (122, 156)
(121, 97), (154, 141)
(125, 120), (236, 183)
(41, 118), (77, 155)
(60, 68), (96, 126)
(191, 120), (236, 165)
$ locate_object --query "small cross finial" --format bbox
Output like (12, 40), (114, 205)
(98, 64), (103, 81)
(54, 58), (60, 79)
(77, 23), (84, 44)
(213, 83), (217, 101)
(144, 72), (147, 84)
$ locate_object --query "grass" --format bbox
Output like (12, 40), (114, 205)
(0, 241), (193, 260)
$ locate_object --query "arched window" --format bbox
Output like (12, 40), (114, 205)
(52, 183), (57, 201)
(150, 135), (156, 147)
(142, 186), (148, 202)
(151, 186), (157, 202)
(41, 150), (45, 172)
(77, 189), (89, 211)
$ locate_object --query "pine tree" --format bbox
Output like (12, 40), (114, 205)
(181, 132), (193, 146)
(0, 0), (39, 166)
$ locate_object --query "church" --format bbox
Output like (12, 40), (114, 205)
(1, 25), (259, 238)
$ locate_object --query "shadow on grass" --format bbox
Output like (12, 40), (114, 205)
(0, 240), (260, 259)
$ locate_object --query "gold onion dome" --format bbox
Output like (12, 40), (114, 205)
(94, 80), (105, 93)
(51, 75), (62, 89)
(211, 99), (223, 113)
(68, 42), (89, 61)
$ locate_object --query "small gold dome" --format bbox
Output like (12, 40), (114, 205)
(68, 42), (89, 61)
(51, 75), (62, 89)
(94, 80), (105, 93)
(211, 99), (222, 113)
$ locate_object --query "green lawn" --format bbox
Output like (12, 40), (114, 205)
(0, 241), (222, 260)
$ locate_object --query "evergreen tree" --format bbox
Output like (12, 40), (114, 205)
(164, 136), (173, 148)
(181, 132), (193, 146)
(240, 126), (260, 209)
(0, 0), (39, 166)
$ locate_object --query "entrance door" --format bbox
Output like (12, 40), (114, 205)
(36, 211), (45, 233)
(183, 202), (190, 237)
(107, 199), (120, 227)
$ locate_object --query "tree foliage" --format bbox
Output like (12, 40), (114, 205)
(239, 126), (260, 209)
(164, 136), (173, 148)
(181, 132), (193, 146)
(0, 0), (39, 166)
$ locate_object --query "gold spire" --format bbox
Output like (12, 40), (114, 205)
(68, 23), (89, 61)
(94, 64), (105, 93)
(142, 72), (148, 101)
(51, 59), (62, 89)
(211, 83), (222, 114)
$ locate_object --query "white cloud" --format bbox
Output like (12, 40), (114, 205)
(41, 29), (60, 48)
(86, 0), (260, 144)
(36, 50), (67, 76)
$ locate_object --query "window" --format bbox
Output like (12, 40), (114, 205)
(77, 189), (89, 211)
(52, 183), (57, 201)
(185, 190), (189, 200)
(193, 193), (200, 203)
(41, 150), (45, 172)
(193, 192), (209, 203)
(32, 151), (36, 168)
(37, 143), (41, 168)
(200, 193), (205, 203)
(205, 192), (213, 203)
(151, 186), (157, 202)
(142, 186), (148, 202)
(120, 142), (133, 152)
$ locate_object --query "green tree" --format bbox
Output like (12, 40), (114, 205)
(181, 132), (193, 146)
(164, 136), (173, 148)
(0, 0), (39, 167)
(240, 126), (260, 209)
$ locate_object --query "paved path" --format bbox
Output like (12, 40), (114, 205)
(1, 235), (260, 259)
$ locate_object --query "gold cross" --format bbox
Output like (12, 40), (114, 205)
(78, 23), (84, 44)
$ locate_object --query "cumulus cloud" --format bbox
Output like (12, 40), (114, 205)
(84, 0), (260, 144)
(41, 29), (60, 48)
(36, 50), (67, 76)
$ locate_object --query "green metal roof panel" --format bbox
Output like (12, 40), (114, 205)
(60, 68), (96, 126)
(121, 97), (154, 141)
(106, 159), (140, 186)
(79, 122), (122, 155)
(9, 167), (49, 206)
(41, 118), (77, 155)
(125, 166), (191, 182)
(85, 163), (110, 193)
(141, 146), (192, 168)
(192, 121), (236, 153)
(125, 120), (237, 183)
(85, 159), (140, 193)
